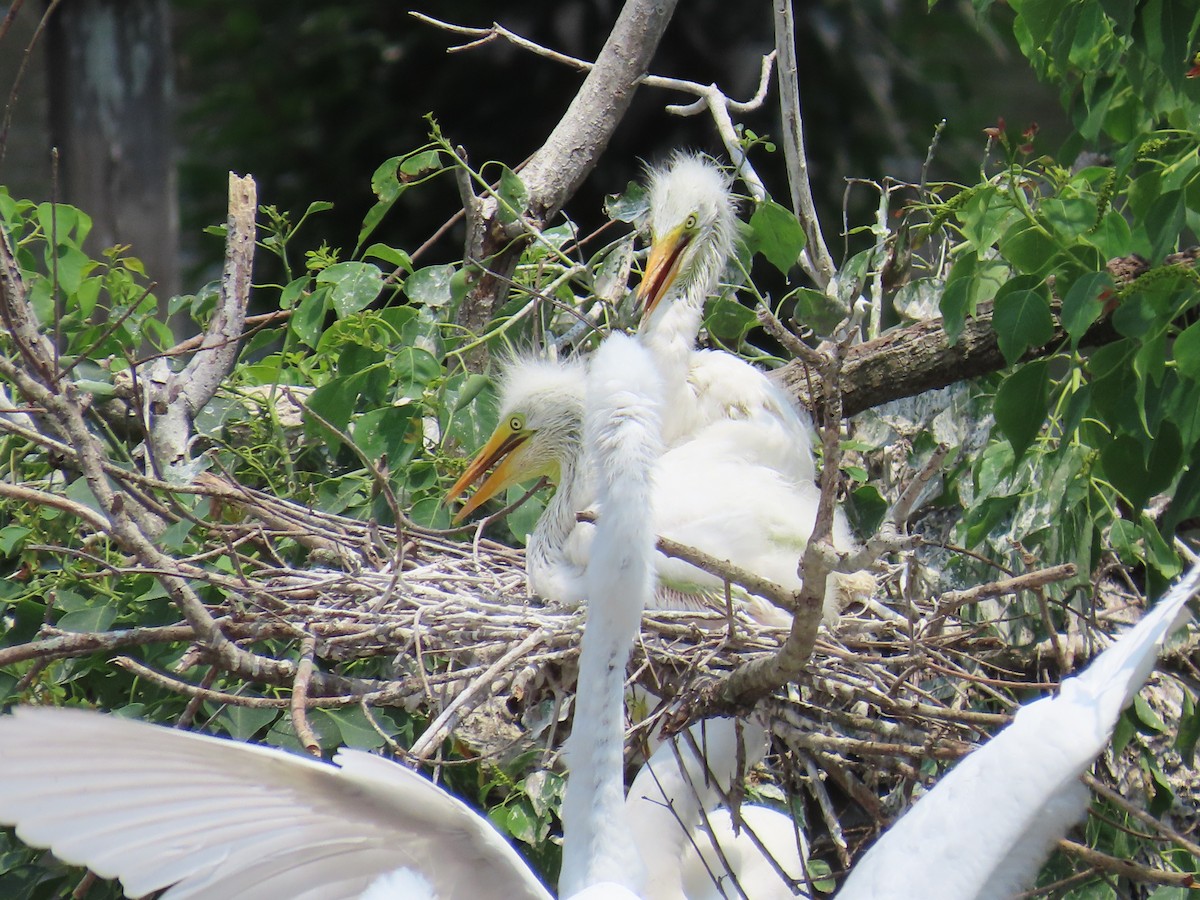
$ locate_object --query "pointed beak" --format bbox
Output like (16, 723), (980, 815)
(635, 224), (692, 322)
(444, 425), (531, 523)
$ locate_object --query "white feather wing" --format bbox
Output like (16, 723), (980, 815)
(835, 560), (1200, 900)
(0, 707), (552, 900)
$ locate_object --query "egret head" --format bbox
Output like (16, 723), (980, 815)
(636, 152), (737, 321)
(445, 356), (586, 522)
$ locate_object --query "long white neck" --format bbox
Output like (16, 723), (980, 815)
(639, 246), (723, 447)
(559, 335), (662, 899)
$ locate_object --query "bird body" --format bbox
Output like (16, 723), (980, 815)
(635, 152), (816, 485)
(679, 806), (808, 900)
(626, 717), (808, 900)
(834, 559), (1200, 900)
(446, 354), (850, 623)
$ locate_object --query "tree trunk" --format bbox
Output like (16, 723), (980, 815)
(46, 0), (180, 308)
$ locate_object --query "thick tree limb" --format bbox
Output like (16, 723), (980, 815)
(427, 0), (679, 368)
(775, 250), (1200, 418)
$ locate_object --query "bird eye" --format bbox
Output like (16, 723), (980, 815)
(685, 214), (698, 230)
(509, 415), (523, 432)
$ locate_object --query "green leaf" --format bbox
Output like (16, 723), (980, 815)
(1133, 693), (1167, 733)
(704, 295), (757, 342)
(604, 181), (648, 223)
(993, 287), (1054, 364)
(1099, 429), (1180, 511)
(399, 150), (442, 180)
(1061, 271), (1114, 346)
(357, 156), (404, 249)
(56, 603), (117, 633)
(999, 220), (1057, 275)
(0, 525), (31, 556)
(1176, 690), (1200, 764)
(958, 185), (1020, 249)
(994, 360), (1049, 459)
(352, 406), (418, 469)
(792, 287), (843, 338)
(213, 705), (278, 741)
(404, 264), (455, 308)
(1010, 0), (1070, 45)
(849, 484), (888, 535)
(311, 707), (389, 749)
(749, 199), (806, 275)
(305, 373), (372, 448)
(316, 262), (383, 318)
(1173, 318), (1200, 381)
(453, 373), (491, 412)
(496, 165), (529, 225)
(392, 346), (442, 400)
(291, 287), (328, 347)
(1144, 189), (1185, 261)
(939, 254), (1007, 343)
(362, 243), (412, 273)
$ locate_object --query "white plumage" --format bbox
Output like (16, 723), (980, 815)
(445, 354), (857, 624)
(626, 717), (808, 900)
(834, 559), (1200, 899)
(636, 152), (816, 486)
(0, 707), (552, 900)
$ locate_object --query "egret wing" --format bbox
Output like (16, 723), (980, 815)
(0, 707), (552, 900)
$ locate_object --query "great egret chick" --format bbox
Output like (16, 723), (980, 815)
(446, 354), (859, 623)
(635, 151), (816, 486)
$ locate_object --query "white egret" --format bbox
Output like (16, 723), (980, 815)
(0, 334), (663, 900)
(627, 717), (808, 900)
(445, 354), (857, 624)
(559, 332), (662, 896)
(636, 151), (816, 485)
(834, 558), (1200, 900)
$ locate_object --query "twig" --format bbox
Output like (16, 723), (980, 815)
(935, 564), (1078, 617)
(409, 627), (550, 761)
(291, 634), (322, 756)
(802, 751), (850, 868)
(1056, 838), (1198, 888)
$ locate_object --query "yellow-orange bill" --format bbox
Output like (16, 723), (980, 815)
(444, 426), (528, 523)
(636, 224), (691, 321)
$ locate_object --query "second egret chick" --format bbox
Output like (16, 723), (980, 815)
(635, 151), (817, 486)
(446, 355), (861, 624)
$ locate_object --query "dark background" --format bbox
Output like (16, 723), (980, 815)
(1, 1), (1062, 293)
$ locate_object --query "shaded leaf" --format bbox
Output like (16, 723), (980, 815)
(995, 360), (1050, 459)
(316, 262), (383, 318)
(750, 199), (806, 275)
(994, 287), (1054, 364)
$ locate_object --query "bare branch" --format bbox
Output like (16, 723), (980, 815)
(772, 0), (836, 288)
(145, 173), (256, 482)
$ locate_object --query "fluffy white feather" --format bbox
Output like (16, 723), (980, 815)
(636, 152), (815, 485)
(835, 559), (1200, 900)
(626, 717), (807, 900)
(449, 355), (860, 624)
(560, 333), (661, 896)
(0, 707), (553, 900)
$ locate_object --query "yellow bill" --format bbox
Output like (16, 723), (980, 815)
(635, 222), (692, 321)
(444, 423), (530, 523)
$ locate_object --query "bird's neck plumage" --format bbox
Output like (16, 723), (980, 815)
(640, 250), (722, 446)
(559, 335), (662, 899)
(526, 429), (587, 599)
